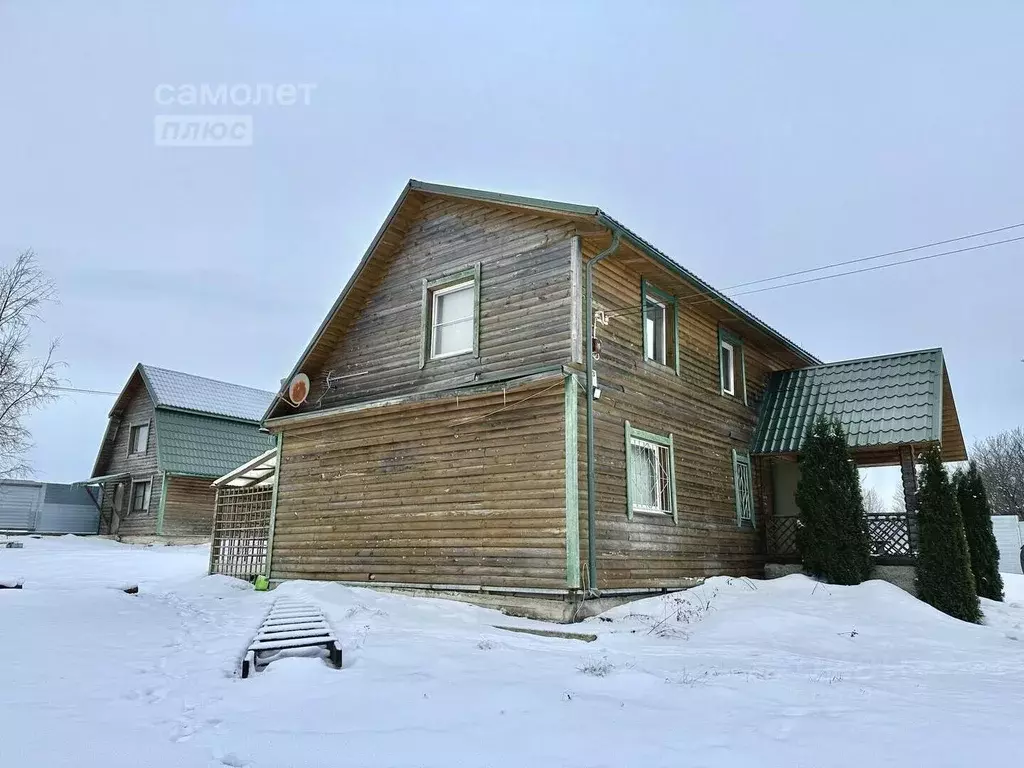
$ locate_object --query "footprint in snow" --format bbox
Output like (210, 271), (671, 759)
(216, 752), (250, 767)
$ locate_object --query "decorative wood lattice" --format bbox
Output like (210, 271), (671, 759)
(866, 513), (912, 558)
(768, 513), (914, 560)
(767, 516), (799, 557)
(209, 487), (274, 581)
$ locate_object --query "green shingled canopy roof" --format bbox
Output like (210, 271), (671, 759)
(155, 410), (277, 478)
(751, 348), (967, 462)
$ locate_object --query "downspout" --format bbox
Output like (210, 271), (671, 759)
(584, 230), (621, 593)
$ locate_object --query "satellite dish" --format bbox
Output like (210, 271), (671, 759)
(287, 373), (310, 406)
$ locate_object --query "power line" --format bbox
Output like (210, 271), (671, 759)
(724, 221), (1024, 291)
(603, 227), (1024, 322)
(726, 232), (1024, 299)
(54, 386), (119, 396)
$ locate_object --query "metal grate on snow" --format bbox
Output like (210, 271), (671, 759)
(240, 598), (342, 678)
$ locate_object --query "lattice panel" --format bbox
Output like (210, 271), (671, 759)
(209, 487), (274, 581)
(767, 516), (799, 557)
(866, 513), (912, 558)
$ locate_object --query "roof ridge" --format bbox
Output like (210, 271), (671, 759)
(788, 347), (943, 372)
(140, 363), (274, 397)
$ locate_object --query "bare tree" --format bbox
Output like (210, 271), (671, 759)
(972, 428), (1024, 520)
(890, 487), (906, 515)
(861, 485), (886, 516)
(0, 250), (62, 477)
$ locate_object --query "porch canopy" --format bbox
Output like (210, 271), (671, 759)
(750, 348), (966, 466)
(751, 348), (966, 563)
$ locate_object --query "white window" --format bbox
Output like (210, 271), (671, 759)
(430, 280), (475, 359)
(720, 340), (735, 396)
(631, 441), (675, 518)
(644, 294), (667, 365)
(130, 480), (151, 514)
(128, 423), (149, 455)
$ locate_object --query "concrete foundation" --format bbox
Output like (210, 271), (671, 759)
(104, 534), (210, 546)
(268, 580), (704, 623)
(765, 562), (918, 597)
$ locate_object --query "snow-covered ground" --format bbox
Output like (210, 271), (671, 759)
(2, 536), (1022, 768)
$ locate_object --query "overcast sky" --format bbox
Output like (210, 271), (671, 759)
(1, 1), (1021, 500)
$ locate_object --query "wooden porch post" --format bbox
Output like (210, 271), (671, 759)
(899, 446), (919, 554)
(755, 456), (775, 553)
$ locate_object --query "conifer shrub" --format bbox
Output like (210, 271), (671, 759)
(916, 446), (981, 622)
(795, 416), (873, 585)
(954, 462), (1004, 602)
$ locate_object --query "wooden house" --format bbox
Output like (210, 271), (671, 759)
(215, 181), (965, 611)
(80, 364), (276, 539)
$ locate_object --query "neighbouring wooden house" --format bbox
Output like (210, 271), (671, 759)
(209, 181), (966, 612)
(79, 364), (276, 539)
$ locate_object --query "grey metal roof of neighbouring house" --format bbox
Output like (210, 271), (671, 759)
(154, 410), (277, 478)
(139, 364), (275, 422)
(750, 348), (967, 462)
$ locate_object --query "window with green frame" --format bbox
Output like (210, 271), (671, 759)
(732, 449), (755, 528)
(624, 421), (678, 523)
(419, 264), (481, 368)
(641, 279), (679, 374)
(718, 327), (747, 404)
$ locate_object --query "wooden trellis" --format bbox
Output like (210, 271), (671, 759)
(866, 513), (913, 558)
(767, 516), (800, 558)
(209, 486), (274, 581)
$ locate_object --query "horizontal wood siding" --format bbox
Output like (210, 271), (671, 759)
(162, 475), (217, 537)
(294, 197), (577, 411)
(95, 379), (161, 536)
(271, 382), (568, 589)
(583, 249), (794, 587)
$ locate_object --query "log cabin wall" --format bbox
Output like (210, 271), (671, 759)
(162, 475), (218, 537)
(95, 380), (162, 536)
(269, 381), (569, 589)
(580, 243), (800, 588)
(293, 196), (579, 411)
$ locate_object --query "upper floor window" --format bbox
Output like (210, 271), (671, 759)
(644, 295), (666, 364)
(128, 422), (149, 455)
(432, 281), (474, 358)
(624, 421), (678, 523)
(719, 328), (747, 404)
(420, 265), (481, 368)
(641, 279), (679, 374)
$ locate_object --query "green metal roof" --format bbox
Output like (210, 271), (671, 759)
(751, 348), (965, 458)
(154, 409), (276, 478)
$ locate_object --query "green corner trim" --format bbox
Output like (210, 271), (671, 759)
(156, 473), (168, 535)
(264, 433), (283, 578)
(563, 375), (581, 589)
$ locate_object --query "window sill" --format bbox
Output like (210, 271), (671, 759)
(632, 508), (673, 518)
(428, 348), (474, 362)
(642, 358), (677, 375)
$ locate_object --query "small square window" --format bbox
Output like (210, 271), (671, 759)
(644, 295), (667, 365)
(130, 480), (151, 514)
(720, 341), (736, 396)
(128, 423), (149, 455)
(431, 280), (475, 359)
